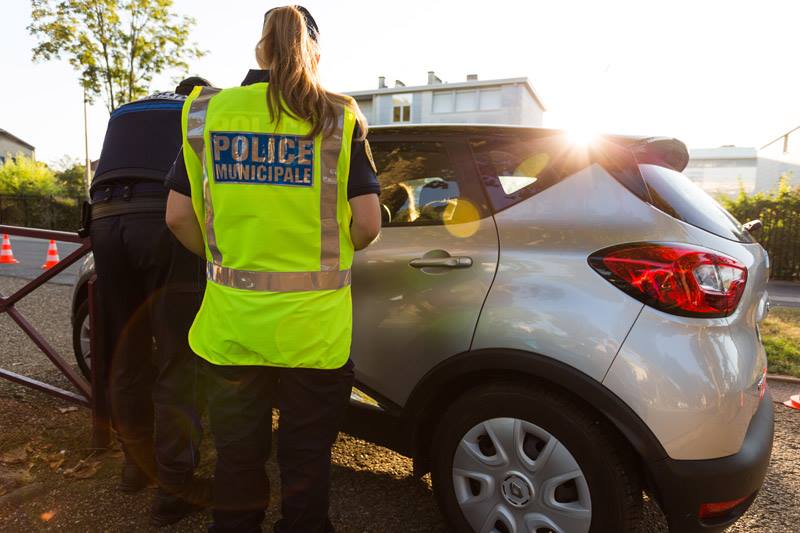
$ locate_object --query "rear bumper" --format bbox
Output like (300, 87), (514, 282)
(648, 396), (774, 532)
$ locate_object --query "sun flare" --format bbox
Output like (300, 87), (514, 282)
(566, 127), (598, 146)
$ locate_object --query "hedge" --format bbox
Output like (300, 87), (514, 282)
(720, 178), (800, 281)
(0, 195), (85, 232)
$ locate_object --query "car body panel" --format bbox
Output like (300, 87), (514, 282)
(471, 161), (769, 460)
(352, 212), (497, 405)
(603, 226), (770, 460)
(351, 217), (499, 406)
(472, 163), (684, 381)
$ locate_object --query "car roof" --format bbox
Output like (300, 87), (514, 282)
(369, 123), (641, 141)
(367, 124), (689, 172)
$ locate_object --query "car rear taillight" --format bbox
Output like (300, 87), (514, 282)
(588, 243), (747, 318)
(698, 495), (751, 520)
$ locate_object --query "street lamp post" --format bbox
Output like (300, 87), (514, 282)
(83, 86), (90, 196)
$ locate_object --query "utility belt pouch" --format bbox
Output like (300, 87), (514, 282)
(78, 200), (92, 238)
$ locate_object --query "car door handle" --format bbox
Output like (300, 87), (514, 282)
(409, 256), (473, 269)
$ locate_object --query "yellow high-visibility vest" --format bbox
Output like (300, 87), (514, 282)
(181, 83), (356, 368)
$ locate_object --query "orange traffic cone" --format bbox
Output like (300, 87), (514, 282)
(785, 394), (800, 410)
(0, 234), (18, 264)
(42, 240), (60, 270)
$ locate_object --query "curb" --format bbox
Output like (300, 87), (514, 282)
(767, 374), (800, 384)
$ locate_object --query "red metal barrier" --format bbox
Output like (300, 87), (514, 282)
(0, 224), (110, 448)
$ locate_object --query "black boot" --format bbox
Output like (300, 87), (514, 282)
(150, 478), (212, 527)
(119, 461), (150, 493)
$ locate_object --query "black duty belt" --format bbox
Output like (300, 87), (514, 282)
(90, 197), (167, 220)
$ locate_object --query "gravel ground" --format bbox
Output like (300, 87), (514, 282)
(0, 276), (797, 532)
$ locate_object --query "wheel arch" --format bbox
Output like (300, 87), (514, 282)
(402, 348), (668, 476)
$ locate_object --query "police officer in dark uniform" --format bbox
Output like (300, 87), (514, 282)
(89, 77), (212, 526)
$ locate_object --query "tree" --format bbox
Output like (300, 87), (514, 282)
(0, 154), (61, 195)
(29, 0), (205, 112)
(52, 156), (88, 197)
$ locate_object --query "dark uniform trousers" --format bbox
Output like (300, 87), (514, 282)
(90, 185), (205, 489)
(203, 358), (355, 533)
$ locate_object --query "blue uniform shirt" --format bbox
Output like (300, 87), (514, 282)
(92, 91), (187, 194)
(165, 70), (380, 200)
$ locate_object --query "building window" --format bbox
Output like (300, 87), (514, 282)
(432, 92), (454, 113)
(432, 88), (503, 113)
(479, 89), (502, 110)
(392, 93), (412, 123)
(455, 90), (477, 112)
(356, 98), (373, 124)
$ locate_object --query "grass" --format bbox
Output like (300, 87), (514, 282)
(762, 307), (800, 377)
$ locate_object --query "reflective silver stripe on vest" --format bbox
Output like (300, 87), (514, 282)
(186, 87), (223, 265)
(207, 262), (351, 292)
(319, 111), (345, 272)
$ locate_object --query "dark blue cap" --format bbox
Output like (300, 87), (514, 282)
(264, 5), (319, 42)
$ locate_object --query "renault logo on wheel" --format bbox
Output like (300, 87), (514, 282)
(501, 473), (534, 507)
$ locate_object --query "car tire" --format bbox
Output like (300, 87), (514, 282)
(431, 382), (642, 533)
(72, 298), (91, 380)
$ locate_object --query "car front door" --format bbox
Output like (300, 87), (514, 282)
(350, 137), (499, 406)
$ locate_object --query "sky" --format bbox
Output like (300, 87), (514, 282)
(1, 0), (799, 166)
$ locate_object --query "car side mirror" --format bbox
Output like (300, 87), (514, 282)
(743, 219), (763, 235)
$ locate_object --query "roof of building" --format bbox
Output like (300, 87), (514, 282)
(689, 146), (758, 160)
(0, 129), (35, 151)
(346, 77), (547, 111)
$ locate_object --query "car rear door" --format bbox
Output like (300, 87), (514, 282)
(350, 136), (498, 406)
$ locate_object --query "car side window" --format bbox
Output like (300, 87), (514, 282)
(470, 136), (583, 212)
(371, 141), (486, 227)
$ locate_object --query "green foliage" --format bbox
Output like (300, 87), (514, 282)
(761, 308), (800, 377)
(720, 175), (800, 280)
(52, 156), (88, 198)
(29, 0), (205, 112)
(0, 154), (61, 195)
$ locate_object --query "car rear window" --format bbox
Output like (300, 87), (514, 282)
(639, 164), (755, 243)
(470, 135), (646, 212)
(470, 136), (587, 211)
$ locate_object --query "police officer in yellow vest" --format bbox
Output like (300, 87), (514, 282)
(165, 5), (380, 532)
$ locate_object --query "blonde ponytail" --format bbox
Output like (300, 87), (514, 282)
(256, 6), (367, 139)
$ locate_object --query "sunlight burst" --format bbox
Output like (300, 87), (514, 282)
(566, 127), (598, 146)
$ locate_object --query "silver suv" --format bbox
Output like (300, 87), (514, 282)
(72, 125), (773, 533)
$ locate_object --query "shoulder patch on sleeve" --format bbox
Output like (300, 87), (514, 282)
(364, 139), (377, 174)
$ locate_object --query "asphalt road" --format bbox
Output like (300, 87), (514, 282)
(0, 236), (82, 287)
(768, 281), (800, 308)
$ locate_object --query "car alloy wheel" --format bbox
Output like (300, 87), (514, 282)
(453, 417), (591, 533)
(431, 383), (642, 533)
(79, 314), (91, 370)
(72, 300), (91, 379)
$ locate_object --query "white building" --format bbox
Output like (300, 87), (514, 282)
(347, 72), (545, 127)
(684, 147), (759, 196)
(0, 129), (35, 164)
(686, 127), (800, 195)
